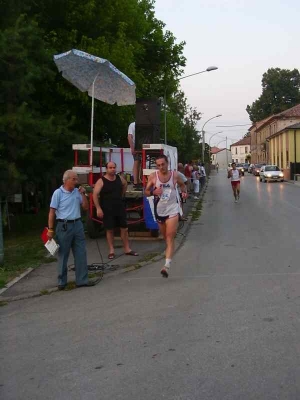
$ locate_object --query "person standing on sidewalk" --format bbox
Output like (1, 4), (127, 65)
(47, 170), (94, 290)
(145, 155), (187, 278)
(227, 162), (242, 202)
(127, 121), (142, 189)
(93, 161), (138, 259)
(184, 160), (193, 193)
(177, 163), (188, 221)
(200, 163), (206, 189)
(192, 165), (200, 199)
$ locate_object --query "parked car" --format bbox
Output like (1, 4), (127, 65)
(252, 164), (263, 176)
(236, 163), (245, 176)
(259, 165), (284, 182)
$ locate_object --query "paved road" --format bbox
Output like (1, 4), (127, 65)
(1, 172), (300, 400)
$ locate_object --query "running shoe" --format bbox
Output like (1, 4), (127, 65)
(160, 266), (169, 278)
(234, 199), (238, 203)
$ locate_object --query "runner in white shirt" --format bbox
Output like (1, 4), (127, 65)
(227, 162), (242, 203)
(145, 155), (187, 278)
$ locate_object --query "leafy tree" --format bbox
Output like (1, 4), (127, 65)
(246, 68), (300, 122)
(1, 0), (201, 204)
(0, 15), (82, 200)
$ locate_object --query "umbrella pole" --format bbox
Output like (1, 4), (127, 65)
(90, 77), (96, 167)
(90, 73), (100, 166)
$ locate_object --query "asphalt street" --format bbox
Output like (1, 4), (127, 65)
(1, 172), (300, 400)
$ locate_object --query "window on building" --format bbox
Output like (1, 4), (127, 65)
(236, 159), (238, 163)
(245, 147), (248, 153)
(235, 148), (237, 154)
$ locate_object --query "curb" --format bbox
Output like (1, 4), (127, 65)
(284, 180), (300, 187)
(0, 268), (34, 296)
(0, 188), (207, 304)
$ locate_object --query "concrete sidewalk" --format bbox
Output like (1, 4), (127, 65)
(0, 193), (203, 302)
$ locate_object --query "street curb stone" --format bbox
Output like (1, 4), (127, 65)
(0, 267), (34, 296)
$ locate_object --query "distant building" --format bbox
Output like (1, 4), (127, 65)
(210, 147), (221, 165)
(268, 122), (300, 180)
(211, 147), (232, 169)
(230, 136), (251, 164)
(250, 104), (300, 166)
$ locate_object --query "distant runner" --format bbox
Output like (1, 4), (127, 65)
(228, 162), (242, 202)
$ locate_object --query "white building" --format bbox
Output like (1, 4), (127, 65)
(211, 147), (232, 169)
(230, 136), (251, 164)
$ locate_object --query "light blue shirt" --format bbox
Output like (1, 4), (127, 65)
(177, 171), (187, 183)
(50, 186), (82, 220)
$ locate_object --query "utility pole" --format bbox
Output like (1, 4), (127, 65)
(202, 131), (205, 162)
(226, 136), (228, 166)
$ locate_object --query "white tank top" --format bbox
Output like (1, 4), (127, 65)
(231, 169), (240, 181)
(154, 171), (180, 217)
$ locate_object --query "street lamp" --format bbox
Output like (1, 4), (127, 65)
(208, 131), (223, 166)
(164, 66), (218, 144)
(201, 114), (222, 162)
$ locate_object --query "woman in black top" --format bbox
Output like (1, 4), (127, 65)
(93, 162), (138, 259)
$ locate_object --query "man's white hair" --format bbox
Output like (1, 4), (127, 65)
(63, 169), (75, 183)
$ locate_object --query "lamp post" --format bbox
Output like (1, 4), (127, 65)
(201, 114), (222, 162)
(164, 66), (218, 145)
(208, 131), (223, 167)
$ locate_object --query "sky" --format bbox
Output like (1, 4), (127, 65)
(154, 0), (300, 147)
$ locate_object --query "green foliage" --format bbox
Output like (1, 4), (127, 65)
(166, 91), (202, 162)
(246, 68), (300, 122)
(0, 14), (81, 195)
(0, 0), (201, 199)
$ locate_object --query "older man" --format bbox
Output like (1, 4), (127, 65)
(47, 170), (94, 289)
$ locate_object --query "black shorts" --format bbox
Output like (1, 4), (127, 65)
(155, 213), (179, 224)
(103, 210), (127, 230)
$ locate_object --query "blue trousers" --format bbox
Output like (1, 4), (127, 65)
(56, 220), (88, 286)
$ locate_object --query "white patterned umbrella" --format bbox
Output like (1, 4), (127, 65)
(54, 49), (136, 164)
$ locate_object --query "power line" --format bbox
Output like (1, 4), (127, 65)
(216, 124), (252, 127)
